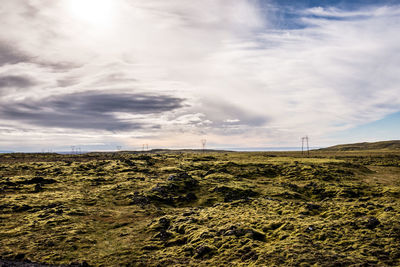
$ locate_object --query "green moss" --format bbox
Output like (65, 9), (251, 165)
(0, 151), (399, 266)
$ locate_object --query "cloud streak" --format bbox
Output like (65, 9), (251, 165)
(0, 91), (184, 131)
(0, 75), (36, 89)
(0, 42), (30, 66)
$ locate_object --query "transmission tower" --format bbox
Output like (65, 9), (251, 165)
(142, 144), (149, 152)
(201, 139), (207, 153)
(301, 136), (310, 156)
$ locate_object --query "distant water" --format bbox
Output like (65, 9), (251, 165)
(225, 147), (322, 152)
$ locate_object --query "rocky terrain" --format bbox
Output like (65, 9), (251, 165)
(0, 151), (399, 266)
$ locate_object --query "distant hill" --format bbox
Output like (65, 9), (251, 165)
(320, 140), (400, 151)
(129, 148), (232, 153)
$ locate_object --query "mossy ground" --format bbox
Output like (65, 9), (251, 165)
(0, 151), (399, 266)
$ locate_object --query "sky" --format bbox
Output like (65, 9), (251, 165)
(0, 0), (399, 152)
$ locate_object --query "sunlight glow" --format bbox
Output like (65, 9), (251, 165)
(65, 0), (116, 28)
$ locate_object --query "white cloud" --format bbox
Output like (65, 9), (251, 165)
(0, 0), (399, 150)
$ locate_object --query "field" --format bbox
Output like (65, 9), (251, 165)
(1, 150), (400, 266)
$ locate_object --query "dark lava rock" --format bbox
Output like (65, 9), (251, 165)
(223, 230), (236, 236)
(200, 232), (213, 239)
(34, 183), (43, 192)
(238, 246), (259, 261)
(384, 206), (394, 212)
(147, 194), (175, 206)
(281, 182), (299, 191)
(213, 186), (258, 202)
(0, 259), (90, 266)
(153, 230), (172, 240)
(262, 222), (283, 232)
(130, 192), (150, 206)
(147, 173), (199, 205)
(142, 245), (159, 251)
(136, 155), (152, 161)
(300, 203), (322, 215)
(339, 188), (363, 198)
(158, 217), (170, 230)
(353, 211), (366, 217)
(121, 159), (135, 167)
(151, 183), (171, 194)
(245, 229), (266, 241)
(66, 211), (86, 216)
(220, 226), (265, 241)
(167, 173), (199, 189)
(0, 259), (48, 267)
(241, 251), (258, 261)
(177, 192), (197, 202)
(168, 174), (183, 181)
(165, 237), (188, 247)
(150, 217), (172, 240)
(182, 211), (196, 217)
(365, 217), (380, 229)
(69, 262), (90, 267)
(90, 178), (107, 186)
(12, 205), (33, 212)
(55, 209), (63, 215)
(302, 182), (335, 200)
(19, 177), (56, 185)
(260, 165), (280, 178)
(306, 203), (321, 210)
(195, 245), (214, 258)
(174, 225), (186, 234)
(274, 191), (303, 200)
(1, 179), (17, 187)
(220, 225), (240, 236)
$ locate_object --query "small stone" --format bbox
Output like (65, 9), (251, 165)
(306, 226), (315, 232)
